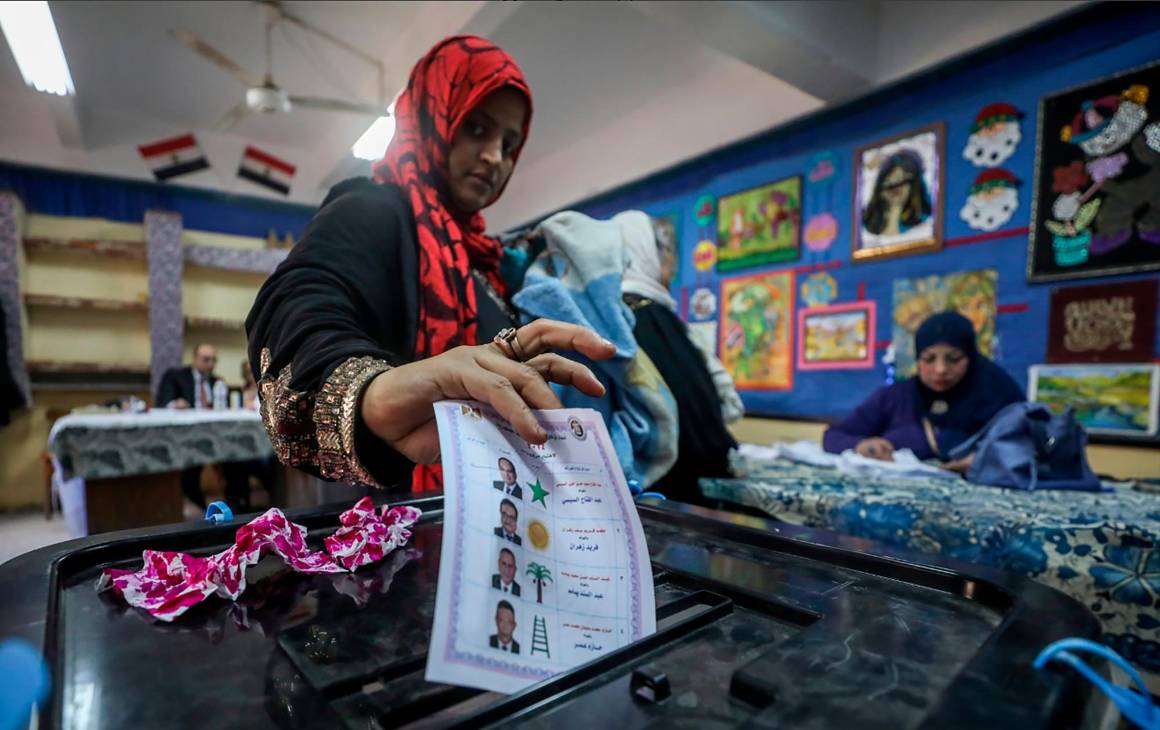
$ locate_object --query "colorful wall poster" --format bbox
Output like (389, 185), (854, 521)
(715, 176), (802, 272)
(1047, 279), (1158, 363)
(797, 301), (877, 371)
(1028, 60), (1160, 281)
(719, 270), (795, 390)
(892, 269), (998, 377)
(1028, 364), (1160, 437)
(853, 123), (944, 262)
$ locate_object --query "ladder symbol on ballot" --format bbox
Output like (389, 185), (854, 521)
(531, 615), (550, 658)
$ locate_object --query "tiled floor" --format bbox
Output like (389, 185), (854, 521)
(0, 500), (212, 567)
(0, 509), (76, 566)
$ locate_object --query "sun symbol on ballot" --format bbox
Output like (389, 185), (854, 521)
(527, 519), (550, 550)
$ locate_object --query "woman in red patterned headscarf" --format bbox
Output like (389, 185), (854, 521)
(247, 36), (613, 494)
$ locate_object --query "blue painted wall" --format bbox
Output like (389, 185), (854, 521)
(562, 4), (1160, 420)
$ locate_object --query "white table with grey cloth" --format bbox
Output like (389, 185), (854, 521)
(49, 409), (274, 535)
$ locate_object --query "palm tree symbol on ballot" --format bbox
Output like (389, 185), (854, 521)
(525, 562), (553, 603)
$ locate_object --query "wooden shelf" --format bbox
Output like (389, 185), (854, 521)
(184, 315), (246, 331)
(27, 360), (151, 391)
(23, 237), (147, 261)
(26, 360), (151, 375)
(24, 293), (149, 313)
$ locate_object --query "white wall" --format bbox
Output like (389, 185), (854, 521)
(875, 1), (1086, 82)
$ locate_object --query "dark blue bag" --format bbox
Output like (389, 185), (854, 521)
(947, 402), (1104, 491)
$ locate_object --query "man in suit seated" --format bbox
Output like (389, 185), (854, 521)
(493, 457), (522, 499)
(155, 344), (223, 509)
(494, 499), (522, 545)
(492, 547), (521, 596)
(489, 600), (519, 654)
(156, 343), (221, 410)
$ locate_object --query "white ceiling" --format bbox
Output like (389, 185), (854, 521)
(0, 0), (1083, 230)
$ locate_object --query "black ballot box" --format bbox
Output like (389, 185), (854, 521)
(0, 495), (1101, 729)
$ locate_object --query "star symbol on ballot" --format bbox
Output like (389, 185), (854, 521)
(529, 479), (549, 506)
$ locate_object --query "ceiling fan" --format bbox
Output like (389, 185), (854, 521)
(169, 0), (389, 131)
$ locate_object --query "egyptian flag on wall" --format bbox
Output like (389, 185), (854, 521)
(237, 146), (295, 195)
(138, 133), (210, 181)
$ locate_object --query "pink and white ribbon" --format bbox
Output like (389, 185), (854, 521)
(97, 498), (421, 622)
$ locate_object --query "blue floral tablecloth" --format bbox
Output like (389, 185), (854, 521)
(701, 453), (1160, 674)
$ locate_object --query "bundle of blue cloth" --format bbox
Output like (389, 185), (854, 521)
(512, 211), (678, 487)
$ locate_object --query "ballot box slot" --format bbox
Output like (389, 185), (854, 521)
(640, 504), (1016, 613)
(656, 569), (821, 628)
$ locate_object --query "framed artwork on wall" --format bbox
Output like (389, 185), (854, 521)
(715, 176), (802, 272)
(1027, 60), (1160, 282)
(891, 269), (997, 378)
(719, 270), (795, 390)
(1028, 363), (1160, 438)
(1046, 279), (1158, 363)
(796, 301), (876, 371)
(852, 122), (945, 263)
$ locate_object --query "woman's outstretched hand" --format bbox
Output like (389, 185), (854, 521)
(855, 437), (895, 462)
(360, 320), (616, 464)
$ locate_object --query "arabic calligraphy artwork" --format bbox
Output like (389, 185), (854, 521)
(720, 270), (795, 390)
(1046, 279), (1158, 363)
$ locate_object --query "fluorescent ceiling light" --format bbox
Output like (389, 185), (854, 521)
(352, 114), (395, 161)
(0, 0), (75, 96)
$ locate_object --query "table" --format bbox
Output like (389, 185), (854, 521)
(701, 450), (1160, 678)
(49, 409), (274, 535)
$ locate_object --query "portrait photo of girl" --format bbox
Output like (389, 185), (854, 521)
(853, 123), (944, 261)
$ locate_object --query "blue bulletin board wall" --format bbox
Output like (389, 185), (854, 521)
(543, 3), (1160, 421)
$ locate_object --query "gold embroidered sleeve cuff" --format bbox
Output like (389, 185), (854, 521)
(314, 355), (393, 487)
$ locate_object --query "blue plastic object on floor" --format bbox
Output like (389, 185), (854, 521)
(0, 639), (50, 730)
(205, 501), (234, 524)
(1033, 637), (1159, 729)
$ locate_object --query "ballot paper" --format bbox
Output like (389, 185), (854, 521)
(425, 401), (656, 694)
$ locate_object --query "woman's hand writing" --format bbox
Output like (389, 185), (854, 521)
(360, 319), (615, 464)
(855, 437), (895, 462)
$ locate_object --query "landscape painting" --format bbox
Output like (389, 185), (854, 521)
(1028, 363), (1160, 437)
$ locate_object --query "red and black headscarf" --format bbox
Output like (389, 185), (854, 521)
(372, 36), (531, 492)
(372, 35), (532, 358)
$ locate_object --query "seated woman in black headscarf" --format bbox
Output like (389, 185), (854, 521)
(823, 311), (1023, 470)
(614, 211), (742, 504)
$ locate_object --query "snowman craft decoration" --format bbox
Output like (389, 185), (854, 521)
(960, 169), (1020, 232)
(963, 103), (1023, 167)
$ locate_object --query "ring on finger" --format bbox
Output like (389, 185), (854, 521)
(493, 327), (529, 362)
(510, 332), (529, 362)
